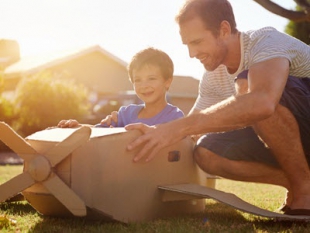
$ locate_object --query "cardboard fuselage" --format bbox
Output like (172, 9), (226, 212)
(24, 127), (205, 222)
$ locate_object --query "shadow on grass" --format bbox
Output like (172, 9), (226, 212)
(29, 216), (127, 233)
(0, 201), (37, 215)
(250, 218), (310, 233)
(2, 201), (310, 233)
(203, 202), (310, 233)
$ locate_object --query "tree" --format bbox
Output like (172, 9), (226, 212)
(13, 71), (90, 136)
(0, 73), (16, 151)
(0, 73), (15, 125)
(253, 0), (310, 22)
(253, 0), (310, 44)
(285, 4), (310, 44)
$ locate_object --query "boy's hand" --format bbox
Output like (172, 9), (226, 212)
(99, 111), (118, 127)
(57, 119), (80, 128)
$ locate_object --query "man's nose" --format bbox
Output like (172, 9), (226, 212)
(188, 46), (197, 58)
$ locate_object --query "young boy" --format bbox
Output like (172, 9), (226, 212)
(58, 47), (184, 128)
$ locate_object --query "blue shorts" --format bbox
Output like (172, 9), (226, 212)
(196, 76), (310, 168)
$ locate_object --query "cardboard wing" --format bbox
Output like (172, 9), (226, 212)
(159, 184), (310, 221)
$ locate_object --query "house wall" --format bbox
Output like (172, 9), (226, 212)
(169, 96), (197, 115)
(169, 76), (199, 97)
(168, 76), (199, 114)
(2, 76), (20, 91)
(48, 51), (133, 94)
(0, 39), (20, 70)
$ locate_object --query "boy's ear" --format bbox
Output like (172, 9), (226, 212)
(165, 77), (173, 90)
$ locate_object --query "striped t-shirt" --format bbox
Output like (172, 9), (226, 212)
(193, 65), (236, 110)
(241, 26), (310, 78)
(193, 27), (310, 110)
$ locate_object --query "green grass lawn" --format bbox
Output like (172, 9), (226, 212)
(1, 165), (310, 233)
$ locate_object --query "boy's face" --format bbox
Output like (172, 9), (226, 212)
(132, 64), (172, 105)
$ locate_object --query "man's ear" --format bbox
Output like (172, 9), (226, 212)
(219, 20), (231, 38)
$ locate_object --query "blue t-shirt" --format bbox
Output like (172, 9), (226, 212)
(96, 103), (184, 127)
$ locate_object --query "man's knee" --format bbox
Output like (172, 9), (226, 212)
(194, 146), (210, 163)
(194, 146), (219, 175)
(193, 147), (202, 163)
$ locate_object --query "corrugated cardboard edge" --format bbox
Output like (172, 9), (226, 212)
(158, 183), (310, 221)
(26, 127), (127, 142)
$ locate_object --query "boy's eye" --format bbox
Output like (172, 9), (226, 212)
(191, 39), (201, 45)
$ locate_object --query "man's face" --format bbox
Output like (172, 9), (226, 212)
(179, 16), (227, 71)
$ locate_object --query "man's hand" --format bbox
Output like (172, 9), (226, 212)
(98, 111), (118, 127)
(125, 122), (184, 162)
(57, 119), (81, 128)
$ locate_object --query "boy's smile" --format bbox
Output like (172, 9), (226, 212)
(132, 64), (171, 106)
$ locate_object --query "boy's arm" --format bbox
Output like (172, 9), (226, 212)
(57, 110), (119, 128)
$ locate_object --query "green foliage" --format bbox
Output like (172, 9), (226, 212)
(285, 20), (310, 45)
(285, 4), (310, 44)
(13, 71), (90, 136)
(0, 73), (4, 93)
(0, 73), (15, 151)
(0, 95), (15, 124)
(0, 73), (15, 125)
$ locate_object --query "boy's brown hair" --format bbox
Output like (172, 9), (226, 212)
(128, 47), (174, 82)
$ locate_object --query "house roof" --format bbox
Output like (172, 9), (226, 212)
(4, 45), (128, 77)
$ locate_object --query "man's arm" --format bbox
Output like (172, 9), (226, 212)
(187, 107), (200, 116)
(179, 58), (290, 134)
(126, 58), (290, 162)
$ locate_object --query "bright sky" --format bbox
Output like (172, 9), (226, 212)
(1, 0), (296, 79)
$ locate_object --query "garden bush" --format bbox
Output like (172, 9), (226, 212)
(0, 74), (17, 152)
(13, 70), (90, 136)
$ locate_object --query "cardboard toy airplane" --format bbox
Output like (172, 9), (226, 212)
(0, 121), (309, 223)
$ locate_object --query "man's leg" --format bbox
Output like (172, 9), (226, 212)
(194, 123), (298, 210)
(254, 76), (310, 212)
(253, 104), (310, 211)
(194, 147), (289, 188)
(195, 75), (310, 213)
(194, 127), (292, 209)
(195, 143), (296, 208)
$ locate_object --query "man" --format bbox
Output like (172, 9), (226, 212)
(125, 0), (310, 215)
